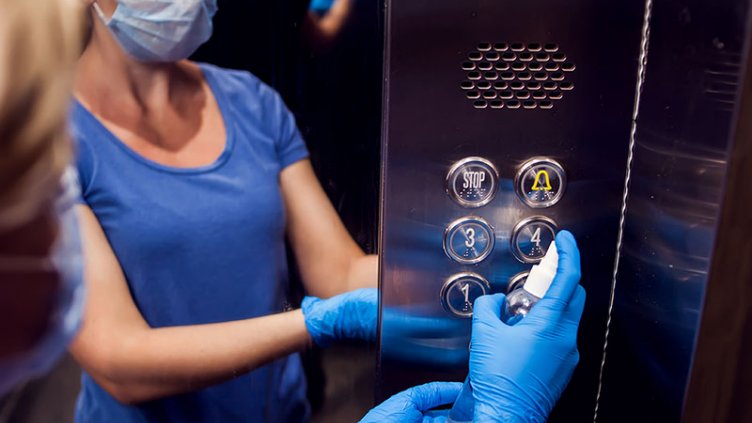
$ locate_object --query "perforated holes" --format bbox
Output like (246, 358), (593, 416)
(476, 81), (492, 90)
(519, 52), (534, 62)
(527, 82), (542, 90)
(506, 100), (521, 109)
(477, 42), (492, 51)
(461, 42), (575, 110)
(494, 81), (508, 90)
(473, 100), (488, 109)
(462, 61), (476, 70)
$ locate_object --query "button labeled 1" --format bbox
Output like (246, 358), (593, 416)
(511, 216), (557, 263)
(446, 157), (499, 208)
(441, 273), (491, 318)
(515, 157), (566, 208)
(444, 216), (495, 264)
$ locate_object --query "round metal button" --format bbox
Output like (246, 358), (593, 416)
(440, 272), (491, 318)
(510, 216), (558, 263)
(507, 271), (530, 293)
(515, 157), (566, 208)
(446, 157), (500, 208)
(444, 216), (495, 264)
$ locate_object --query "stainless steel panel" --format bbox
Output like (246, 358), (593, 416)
(595, 0), (752, 421)
(377, 1), (645, 421)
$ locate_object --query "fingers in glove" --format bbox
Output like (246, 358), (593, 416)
(407, 382), (464, 411)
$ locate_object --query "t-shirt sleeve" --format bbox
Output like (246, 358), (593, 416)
(269, 91), (309, 169)
(71, 127), (97, 205)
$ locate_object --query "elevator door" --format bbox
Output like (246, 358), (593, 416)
(377, 1), (645, 421)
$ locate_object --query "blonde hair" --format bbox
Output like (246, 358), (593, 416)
(0, 0), (84, 231)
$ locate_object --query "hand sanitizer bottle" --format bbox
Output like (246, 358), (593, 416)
(502, 240), (559, 324)
(447, 241), (559, 422)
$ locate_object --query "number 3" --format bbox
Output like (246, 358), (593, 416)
(465, 228), (476, 248)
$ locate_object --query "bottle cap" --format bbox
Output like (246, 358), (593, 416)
(524, 240), (559, 299)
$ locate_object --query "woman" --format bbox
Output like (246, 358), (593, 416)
(0, 0), (85, 394)
(69, 1), (377, 421)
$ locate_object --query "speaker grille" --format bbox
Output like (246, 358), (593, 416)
(461, 42), (575, 110)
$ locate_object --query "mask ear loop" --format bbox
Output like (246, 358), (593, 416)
(91, 2), (110, 25)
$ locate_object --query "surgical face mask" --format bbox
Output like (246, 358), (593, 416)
(93, 0), (219, 63)
(0, 168), (85, 395)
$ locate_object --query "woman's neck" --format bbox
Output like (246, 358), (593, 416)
(74, 21), (194, 119)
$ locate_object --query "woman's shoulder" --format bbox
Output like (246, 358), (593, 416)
(197, 62), (281, 106)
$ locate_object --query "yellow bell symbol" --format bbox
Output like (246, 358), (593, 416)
(531, 170), (552, 191)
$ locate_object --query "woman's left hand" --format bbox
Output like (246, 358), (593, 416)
(359, 382), (462, 423)
(301, 288), (377, 347)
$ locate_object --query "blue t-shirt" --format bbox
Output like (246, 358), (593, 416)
(72, 63), (310, 422)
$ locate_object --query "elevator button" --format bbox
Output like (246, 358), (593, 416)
(444, 216), (495, 264)
(441, 273), (491, 318)
(507, 271), (530, 293)
(511, 216), (557, 263)
(446, 157), (499, 208)
(515, 157), (566, 208)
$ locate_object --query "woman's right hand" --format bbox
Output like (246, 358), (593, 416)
(301, 288), (377, 347)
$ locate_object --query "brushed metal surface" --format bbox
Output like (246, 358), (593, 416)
(377, 1), (644, 421)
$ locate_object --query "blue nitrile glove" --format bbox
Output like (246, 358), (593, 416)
(301, 288), (377, 347)
(469, 230), (585, 422)
(359, 382), (463, 423)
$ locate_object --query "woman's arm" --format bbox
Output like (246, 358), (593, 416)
(280, 159), (378, 298)
(69, 206), (312, 404)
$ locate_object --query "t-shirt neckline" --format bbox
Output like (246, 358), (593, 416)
(74, 63), (236, 175)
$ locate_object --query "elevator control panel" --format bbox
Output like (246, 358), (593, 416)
(515, 157), (566, 208)
(441, 157), (561, 318)
(440, 272), (491, 317)
(446, 157), (499, 207)
(510, 216), (558, 263)
(444, 216), (495, 264)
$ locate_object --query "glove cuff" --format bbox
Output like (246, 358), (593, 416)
(475, 402), (547, 423)
(301, 296), (332, 348)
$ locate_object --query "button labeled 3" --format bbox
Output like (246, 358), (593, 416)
(444, 216), (495, 264)
(446, 157), (499, 208)
(511, 216), (557, 263)
(515, 157), (566, 208)
(441, 272), (491, 318)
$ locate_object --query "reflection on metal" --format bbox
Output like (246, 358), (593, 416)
(377, 1), (645, 421)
